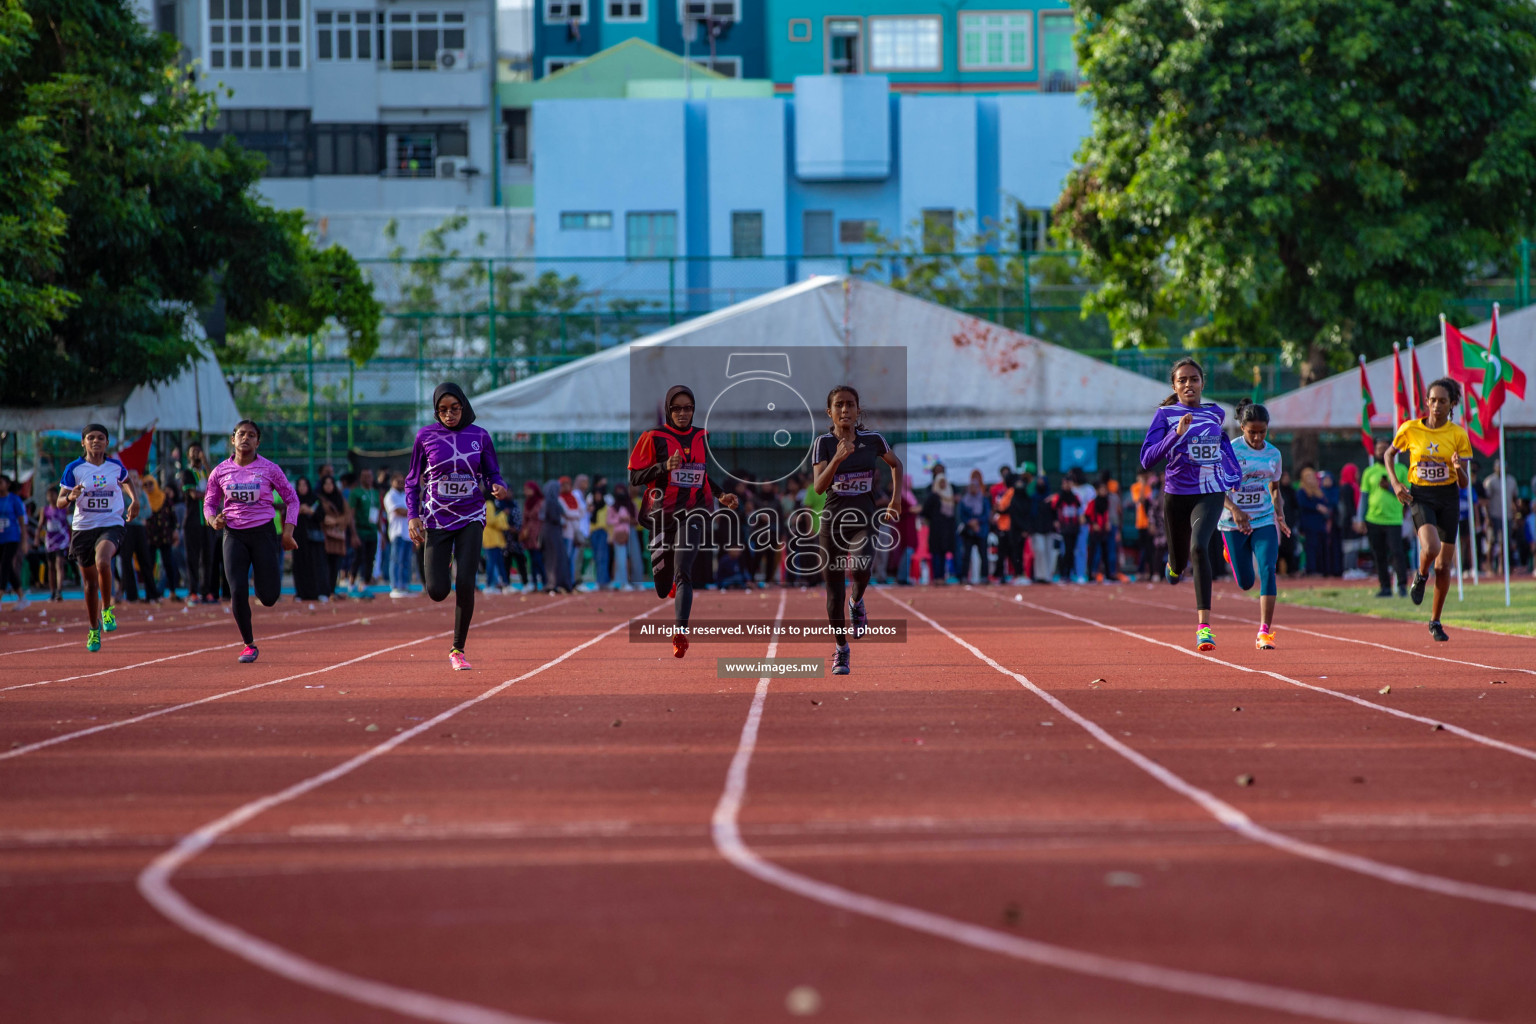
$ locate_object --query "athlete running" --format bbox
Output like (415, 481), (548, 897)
(57, 424), (136, 651)
(627, 384), (739, 659)
(204, 420), (299, 663)
(1139, 358), (1242, 652)
(811, 385), (901, 676)
(1387, 377), (1473, 642)
(405, 382), (509, 670)
(1218, 399), (1289, 650)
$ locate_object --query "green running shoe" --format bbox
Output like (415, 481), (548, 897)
(86, 629), (101, 653)
(1165, 560), (1182, 585)
(101, 605), (117, 632)
(1196, 625), (1216, 652)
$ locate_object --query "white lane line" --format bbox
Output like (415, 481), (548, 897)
(1, 607), (419, 694)
(885, 591), (1536, 914)
(1008, 595), (1536, 765)
(0, 601), (570, 764)
(1, 616), (227, 657)
(1114, 591), (1536, 679)
(136, 606), (656, 1024)
(711, 593), (1479, 1024)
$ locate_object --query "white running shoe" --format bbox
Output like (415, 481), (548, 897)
(389, 588), (408, 599)
(15, 597), (30, 610)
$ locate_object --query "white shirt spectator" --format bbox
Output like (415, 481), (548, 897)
(384, 487), (409, 542)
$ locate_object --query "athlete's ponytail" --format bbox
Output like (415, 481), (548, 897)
(1160, 358), (1205, 407)
(1233, 398), (1269, 426)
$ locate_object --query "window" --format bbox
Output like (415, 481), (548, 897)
(192, 108), (312, 177)
(689, 56), (740, 77)
(561, 211), (613, 230)
(802, 210), (833, 257)
(314, 123), (380, 174)
(959, 12), (1033, 71)
(386, 10), (466, 71)
(839, 219), (874, 245)
(869, 17), (941, 72)
(384, 123), (468, 176)
(545, 1), (586, 21)
(1019, 206), (1050, 252)
(825, 18), (860, 74)
(544, 57), (582, 75)
(681, 1), (737, 21)
(504, 108), (529, 163)
(627, 212), (678, 258)
(156, 2), (178, 37)
(922, 208), (955, 251)
(207, 0), (305, 71)
(606, 0), (644, 21)
(1039, 12), (1079, 90)
(731, 211), (763, 258)
(787, 18), (811, 43)
(316, 10), (373, 61)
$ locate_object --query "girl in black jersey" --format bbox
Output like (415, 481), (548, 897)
(812, 385), (902, 676)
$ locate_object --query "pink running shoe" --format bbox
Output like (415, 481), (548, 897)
(449, 649), (472, 671)
(237, 645), (259, 664)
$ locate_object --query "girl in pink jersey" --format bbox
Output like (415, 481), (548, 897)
(204, 420), (299, 663)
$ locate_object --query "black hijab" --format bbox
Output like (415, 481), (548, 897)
(433, 381), (475, 429)
(663, 385), (695, 433)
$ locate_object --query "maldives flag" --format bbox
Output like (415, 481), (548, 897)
(1446, 308), (1527, 431)
(1409, 343), (1427, 418)
(1465, 387), (1501, 457)
(1357, 356), (1377, 456)
(116, 427), (155, 474)
(1391, 343), (1411, 426)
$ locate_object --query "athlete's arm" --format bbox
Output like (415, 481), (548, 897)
(1385, 448), (1413, 505)
(1270, 482), (1291, 537)
(1138, 411), (1182, 470)
(203, 465), (224, 525)
(880, 448), (903, 521)
(627, 431), (666, 488)
(480, 433), (510, 501)
(121, 476), (139, 522)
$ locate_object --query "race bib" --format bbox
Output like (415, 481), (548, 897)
(669, 463), (706, 488)
(1233, 489), (1267, 508)
(227, 479), (260, 504)
(0, 517), (8, 532)
(1417, 460), (1449, 484)
(83, 491), (114, 511)
(435, 473), (476, 498)
(1187, 440), (1223, 465)
(832, 469), (874, 495)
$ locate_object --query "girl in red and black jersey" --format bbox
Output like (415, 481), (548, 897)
(812, 385), (902, 676)
(628, 385), (738, 659)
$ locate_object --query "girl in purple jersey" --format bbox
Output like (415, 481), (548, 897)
(204, 421), (299, 663)
(405, 382), (510, 671)
(1139, 358), (1242, 652)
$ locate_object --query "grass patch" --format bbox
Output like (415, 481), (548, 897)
(1278, 579), (1536, 637)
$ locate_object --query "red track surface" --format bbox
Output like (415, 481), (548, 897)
(2, 584), (1534, 1023)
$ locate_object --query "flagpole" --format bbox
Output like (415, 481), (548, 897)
(1499, 415), (1511, 608)
(1439, 315), (1464, 602)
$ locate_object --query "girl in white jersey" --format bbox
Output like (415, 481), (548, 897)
(1218, 400), (1290, 650)
(56, 424), (137, 652)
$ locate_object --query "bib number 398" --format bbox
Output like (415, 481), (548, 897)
(1418, 461), (1449, 484)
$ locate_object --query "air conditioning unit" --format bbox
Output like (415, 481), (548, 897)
(436, 48), (469, 71)
(436, 157), (463, 179)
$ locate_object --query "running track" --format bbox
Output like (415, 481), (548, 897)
(2, 584), (1534, 1023)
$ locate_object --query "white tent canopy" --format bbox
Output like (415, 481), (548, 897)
(472, 276), (1174, 433)
(0, 343), (240, 434)
(1265, 304), (1536, 430)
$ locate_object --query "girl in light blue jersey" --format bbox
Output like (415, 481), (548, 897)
(1218, 400), (1290, 650)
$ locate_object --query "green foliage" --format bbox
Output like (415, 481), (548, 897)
(1057, 0), (1536, 376)
(0, 0), (378, 407)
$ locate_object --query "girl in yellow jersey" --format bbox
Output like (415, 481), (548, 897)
(1387, 377), (1472, 641)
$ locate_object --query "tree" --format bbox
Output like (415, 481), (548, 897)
(1057, 0), (1536, 378)
(0, 0), (378, 407)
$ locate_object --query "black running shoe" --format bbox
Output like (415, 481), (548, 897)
(1428, 620), (1449, 642)
(850, 598), (868, 639)
(831, 645), (851, 675)
(1410, 573), (1427, 606)
(1374, 589), (1393, 599)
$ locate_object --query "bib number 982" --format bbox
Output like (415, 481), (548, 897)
(1188, 441), (1222, 464)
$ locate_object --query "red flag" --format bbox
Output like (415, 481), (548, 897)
(1391, 343), (1410, 427)
(1408, 343), (1427, 418)
(1465, 389), (1500, 457)
(1446, 309), (1527, 436)
(1357, 356), (1377, 456)
(116, 427), (155, 474)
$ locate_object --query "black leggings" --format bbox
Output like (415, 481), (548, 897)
(1164, 491), (1226, 610)
(223, 526), (282, 646)
(421, 523), (483, 651)
(649, 514), (704, 627)
(821, 520), (874, 646)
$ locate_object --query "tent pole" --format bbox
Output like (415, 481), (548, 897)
(1500, 418), (1511, 608)
(1036, 429), (1044, 476)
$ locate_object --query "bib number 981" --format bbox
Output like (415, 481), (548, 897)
(228, 488), (259, 504)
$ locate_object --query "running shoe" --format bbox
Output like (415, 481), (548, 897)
(668, 578), (678, 599)
(1428, 620), (1449, 642)
(1196, 625), (1216, 652)
(850, 598), (868, 639)
(831, 644), (851, 675)
(1255, 631), (1276, 650)
(237, 645), (259, 664)
(15, 597), (30, 610)
(86, 629), (101, 653)
(1410, 573), (1427, 606)
(1165, 560), (1182, 585)
(101, 605), (117, 632)
(1374, 589), (1393, 599)
(449, 649), (472, 671)
(672, 633), (689, 659)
